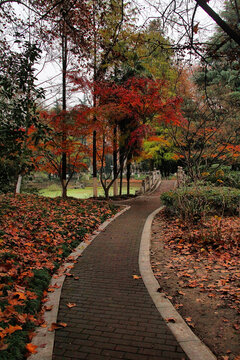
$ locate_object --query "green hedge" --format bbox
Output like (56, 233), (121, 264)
(204, 170), (240, 189)
(161, 185), (240, 222)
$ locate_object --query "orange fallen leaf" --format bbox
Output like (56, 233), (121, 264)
(175, 304), (183, 309)
(26, 343), (38, 354)
(48, 322), (67, 331)
(7, 325), (22, 335)
(66, 303), (76, 308)
(178, 290), (185, 296)
(44, 305), (53, 311)
(166, 318), (176, 323)
(47, 287), (55, 292)
(59, 322), (67, 327)
(132, 275), (141, 279)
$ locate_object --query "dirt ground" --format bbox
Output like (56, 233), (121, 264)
(150, 209), (240, 360)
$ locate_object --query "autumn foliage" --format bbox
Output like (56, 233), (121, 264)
(0, 194), (117, 358)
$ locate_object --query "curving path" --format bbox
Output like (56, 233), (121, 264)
(52, 180), (188, 360)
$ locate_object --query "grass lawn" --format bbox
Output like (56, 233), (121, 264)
(39, 183), (140, 198)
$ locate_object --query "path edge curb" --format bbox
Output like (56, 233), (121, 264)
(139, 206), (217, 360)
(29, 204), (131, 360)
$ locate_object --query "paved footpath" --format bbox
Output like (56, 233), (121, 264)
(52, 180), (188, 360)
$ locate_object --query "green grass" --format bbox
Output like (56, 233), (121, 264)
(39, 184), (140, 198)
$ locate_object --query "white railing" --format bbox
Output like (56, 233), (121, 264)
(136, 170), (161, 195)
(177, 166), (186, 187)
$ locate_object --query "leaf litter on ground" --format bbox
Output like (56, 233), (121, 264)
(0, 193), (118, 357)
(151, 209), (240, 360)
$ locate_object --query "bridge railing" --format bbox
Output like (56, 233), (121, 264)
(136, 170), (161, 195)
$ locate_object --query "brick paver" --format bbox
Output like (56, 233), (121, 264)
(52, 180), (188, 360)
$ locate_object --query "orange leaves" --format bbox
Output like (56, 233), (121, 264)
(132, 275), (141, 280)
(0, 325), (22, 339)
(0, 193), (117, 357)
(66, 303), (76, 308)
(48, 322), (67, 331)
(36, 107), (92, 175)
(26, 343), (38, 354)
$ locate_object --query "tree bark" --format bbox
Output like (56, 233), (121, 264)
(195, 0), (240, 46)
(62, 19), (67, 198)
(113, 126), (118, 196)
(15, 174), (22, 195)
(126, 160), (131, 195)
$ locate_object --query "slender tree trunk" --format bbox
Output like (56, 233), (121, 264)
(119, 147), (124, 196)
(104, 186), (109, 200)
(15, 174), (22, 196)
(113, 126), (118, 196)
(62, 20), (67, 198)
(92, 0), (98, 197)
(126, 154), (131, 195)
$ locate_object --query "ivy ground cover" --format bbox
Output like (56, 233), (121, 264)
(0, 194), (118, 359)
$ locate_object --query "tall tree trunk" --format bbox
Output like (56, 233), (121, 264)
(62, 20), (67, 198)
(92, 0), (98, 197)
(119, 147), (124, 196)
(113, 126), (118, 196)
(126, 155), (131, 196)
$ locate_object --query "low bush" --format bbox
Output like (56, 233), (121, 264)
(202, 169), (240, 189)
(161, 185), (240, 223)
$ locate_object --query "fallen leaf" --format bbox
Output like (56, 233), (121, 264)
(178, 290), (185, 296)
(166, 318), (176, 323)
(132, 275), (141, 279)
(175, 304), (183, 309)
(7, 325), (22, 335)
(58, 322), (67, 327)
(66, 303), (76, 308)
(26, 343), (38, 354)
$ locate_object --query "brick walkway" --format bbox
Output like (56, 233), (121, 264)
(52, 180), (188, 360)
